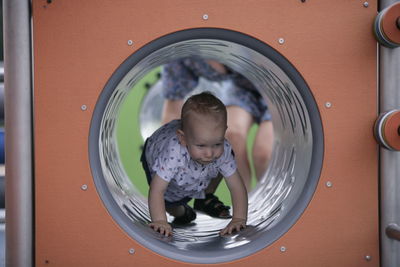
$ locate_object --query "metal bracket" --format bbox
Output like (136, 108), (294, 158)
(386, 223), (400, 241)
(374, 2), (400, 48)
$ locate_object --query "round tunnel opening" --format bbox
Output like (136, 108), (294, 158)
(89, 28), (323, 264)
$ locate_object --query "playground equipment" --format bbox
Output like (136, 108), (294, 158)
(4, 0), (400, 266)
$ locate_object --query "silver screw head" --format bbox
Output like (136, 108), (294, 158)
(325, 102), (332, 108)
(280, 246), (286, 252)
(81, 105), (87, 111)
(326, 181), (333, 188)
(365, 255), (372, 261)
(363, 2), (369, 7)
(129, 248), (135, 254)
(127, 40), (133, 46)
(202, 14), (209, 20)
(81, 184), (88, 191)
(278, 38), (285, 44)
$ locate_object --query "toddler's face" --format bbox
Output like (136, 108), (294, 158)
(178, 113), (227, 165)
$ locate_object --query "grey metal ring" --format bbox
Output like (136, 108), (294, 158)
(374, 8), (400, 48)
(374, 110), (398, 150)
(89, 28), (324, 264)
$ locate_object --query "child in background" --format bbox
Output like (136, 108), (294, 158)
(161, 57), (274, 191)
(141, 92), (248, 236)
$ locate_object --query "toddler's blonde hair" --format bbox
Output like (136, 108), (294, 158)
(181, 92), (227, 130)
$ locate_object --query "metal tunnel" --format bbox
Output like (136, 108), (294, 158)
(89, 28), (324, 264)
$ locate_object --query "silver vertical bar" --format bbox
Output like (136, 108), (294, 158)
(3, 0), (33, 266)
(379, 1), (400, 267)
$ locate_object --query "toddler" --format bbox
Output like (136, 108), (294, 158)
(141, 92), (248, 236)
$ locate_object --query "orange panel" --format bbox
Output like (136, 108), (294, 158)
(33, 0), (379, 266)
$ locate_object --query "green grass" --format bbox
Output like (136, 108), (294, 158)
(116, 69), (158, 197)
(116, 68), (258, 205)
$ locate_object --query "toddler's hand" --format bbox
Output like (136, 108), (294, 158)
(220, 218), (246, 236)
(149, 220), (172, 236)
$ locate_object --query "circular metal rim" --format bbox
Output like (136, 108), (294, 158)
(89, 28), (324, 264)
(374, 110), (397, 150)
(374, 3), (400, 48)
(375, 109), (400, 151)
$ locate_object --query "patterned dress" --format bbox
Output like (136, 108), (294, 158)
(162, 57), (271, 123)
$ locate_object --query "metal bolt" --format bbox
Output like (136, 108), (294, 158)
(280, 246), (286, 252)
(81, 105), (87, 111)
(129, 248), (135, 254)
(81, 184), (88, 191)
(365, 255), (372, 261)
(202, 14), (209, 20)
(127, 40), (133, 46)
(325, 102), (332, 108)
(363, 2), (369, 7)
(326, 181), (333, 188)
(278, 38), (285, 44)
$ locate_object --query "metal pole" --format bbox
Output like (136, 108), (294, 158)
(3, 0), (33, 266)
(379, 1), (400, 266)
